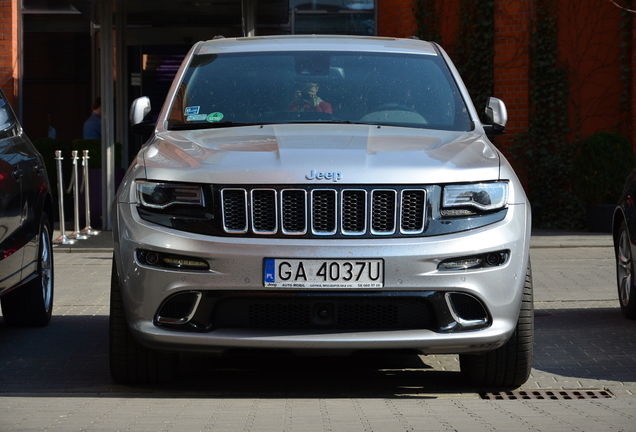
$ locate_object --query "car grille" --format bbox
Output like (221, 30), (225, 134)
(221, 186), (426, 237)
(152, 291), (491, 333)
(211, 295), (434, 330)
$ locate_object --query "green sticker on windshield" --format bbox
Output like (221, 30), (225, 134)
(206, 112), (224, 122)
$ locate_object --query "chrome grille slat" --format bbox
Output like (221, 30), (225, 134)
(221, 186), (426, 237)
(281, 189), (307, 235)
(400, 189), (426, 234)
(221, 188), (248, 233)
(371, 189), (397, 235)
(312, 189), (337, 235)
(341, 189), (367, 235)
(251, 189), (277, 234)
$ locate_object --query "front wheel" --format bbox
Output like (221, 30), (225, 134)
(1, 213), (54, 327)
(109, 258), (178, 384)
(459, 261), (534, 388)
(615, 221), (636, 319)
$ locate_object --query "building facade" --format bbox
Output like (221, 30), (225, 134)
(1, 0), (634, 229)
(380, 0), (636, 152)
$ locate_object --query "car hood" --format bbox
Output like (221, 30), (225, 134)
(140, 124), (500, 184)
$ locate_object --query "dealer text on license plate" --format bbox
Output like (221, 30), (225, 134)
(263, 259), (384, 288)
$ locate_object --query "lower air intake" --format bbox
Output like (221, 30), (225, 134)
(211, 296), (434, 330)
(156, 292), (201, 324)
(447, 293), (488, 322)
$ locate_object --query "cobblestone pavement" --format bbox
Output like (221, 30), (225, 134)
(1, 241), (636, 431)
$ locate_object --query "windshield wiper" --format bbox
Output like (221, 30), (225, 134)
(169, 121), (264, 130)
(169, 119), (394, 130)
(286, 119), (366, 125)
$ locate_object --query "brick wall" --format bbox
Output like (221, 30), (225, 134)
(378, 0), (533, 153)
(558, 1), (624, 142)
(378, 0), (418, 37)
(379, 0), (634, 149)
(492, 1), (532, 153)
(438, 0), (460, 48)
(0, 0), (18, 107)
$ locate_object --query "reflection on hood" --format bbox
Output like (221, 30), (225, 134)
(141, 124), (499, 184)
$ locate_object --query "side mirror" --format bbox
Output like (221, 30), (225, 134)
(129, 96), (154, 135)
(483, 97), (507, 137)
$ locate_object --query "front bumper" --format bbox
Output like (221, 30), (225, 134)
(113, 200), (531, 355)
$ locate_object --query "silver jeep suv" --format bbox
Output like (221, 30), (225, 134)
(112, 35), (533, 387)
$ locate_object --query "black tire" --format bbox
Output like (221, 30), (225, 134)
(1, 213), (54, 327)
(459, 261), (534, 388)
(615, 221), (636, 319)
(109, 258), (178, 384)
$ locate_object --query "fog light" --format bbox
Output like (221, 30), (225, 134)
(438, 250), (510, 271)
(136, 249), (210, 271)
(162, 257), (209, 269)
(485, 253), (502, 266)
(145, 252), (160, 265)
(438, 257), (483, 271)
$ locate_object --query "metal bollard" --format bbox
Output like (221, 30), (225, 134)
(80, 150), (99, 236)
(68, 150), (87, 240)
(53, 150), (76, 245)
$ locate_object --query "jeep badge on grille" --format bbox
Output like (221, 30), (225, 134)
(306, 170), (342, 181)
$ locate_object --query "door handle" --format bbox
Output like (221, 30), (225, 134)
(13, 168), (23, 179)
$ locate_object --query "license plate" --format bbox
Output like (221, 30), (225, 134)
(263, 258), (384, 288)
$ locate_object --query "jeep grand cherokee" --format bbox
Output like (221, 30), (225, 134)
(111, 35), (533, 387)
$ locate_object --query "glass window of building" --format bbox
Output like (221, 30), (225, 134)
(22, 0), (78, 12)
(290, 0), (375, 35)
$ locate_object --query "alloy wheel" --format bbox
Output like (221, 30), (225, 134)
(40, 226), (53, 312)
(617, 229), (632, 307)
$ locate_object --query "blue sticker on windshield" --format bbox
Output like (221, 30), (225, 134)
(184, 106), (200, 115)
(187, 114), (207, 121)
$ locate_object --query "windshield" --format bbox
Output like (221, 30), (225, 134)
(166, 50), (472, 131)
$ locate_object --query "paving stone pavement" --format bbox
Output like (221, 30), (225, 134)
(1, 233), (636, 431)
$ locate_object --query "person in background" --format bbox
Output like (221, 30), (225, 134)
(47, 114), (56, 139)
(83, 97), (101, 139)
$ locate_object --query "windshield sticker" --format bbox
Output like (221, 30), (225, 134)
(184, 106), (200, 115)
(207, 112), (224, 122)
(187, 114), (207, 121)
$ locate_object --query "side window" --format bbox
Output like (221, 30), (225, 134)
(0, 98), (16, 134)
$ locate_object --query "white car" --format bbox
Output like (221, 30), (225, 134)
(111, 35), (533, 387)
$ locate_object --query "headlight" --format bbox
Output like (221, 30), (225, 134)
(442, 182), (508, 212)
(137, 180), (204, 209)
